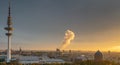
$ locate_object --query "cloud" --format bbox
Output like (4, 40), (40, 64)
(60, 30), (75, 50)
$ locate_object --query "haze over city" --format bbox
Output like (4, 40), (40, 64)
(0, 0), (120, 51)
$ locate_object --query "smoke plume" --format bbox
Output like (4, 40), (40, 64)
(60, 30), (75, 50)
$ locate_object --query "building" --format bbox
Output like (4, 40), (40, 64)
(56, 48), (61, 57)
(18, 56), (65, 64)
(4, 1), (14, 62)
(39, 56), (65, 64)
(19, 56), (39, 64)
(94, 50), (103, 61)
(75, 55), (88, 61)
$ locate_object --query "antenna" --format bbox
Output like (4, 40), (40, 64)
(8, 0), (11, 16)
(4, 0), (13, 63)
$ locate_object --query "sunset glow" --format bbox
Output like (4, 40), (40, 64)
(0, 0), (120, 52)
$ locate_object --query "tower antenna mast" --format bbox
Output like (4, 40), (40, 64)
(4, 0), (13, 62)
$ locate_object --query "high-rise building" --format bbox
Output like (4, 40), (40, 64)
(4, 0), (13, 62)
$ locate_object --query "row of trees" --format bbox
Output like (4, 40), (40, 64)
(0, 60), (120, 65)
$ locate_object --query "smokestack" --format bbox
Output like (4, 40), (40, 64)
(60, 30), (75, 50)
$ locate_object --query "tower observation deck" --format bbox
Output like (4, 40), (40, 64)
(4, 0), (13, 63)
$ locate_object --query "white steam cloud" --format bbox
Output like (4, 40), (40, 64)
(60, 30), (75, 50)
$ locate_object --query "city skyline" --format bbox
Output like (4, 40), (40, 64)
(0, 0), (120, 51)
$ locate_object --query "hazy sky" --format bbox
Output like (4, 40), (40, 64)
(0, 0), (120, 51)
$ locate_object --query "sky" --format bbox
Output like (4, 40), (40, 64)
(0, 0), (120, 51)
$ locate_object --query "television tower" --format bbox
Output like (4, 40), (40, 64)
(4, 0), (13, 62)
